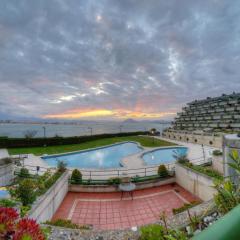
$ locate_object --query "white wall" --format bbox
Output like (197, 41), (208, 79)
(212, 155), (224, 174)
(175, 163), (216, 201)
(28, 171), (69, 223)
(164, 131), (222, 148)
(0, 163), (14, 186)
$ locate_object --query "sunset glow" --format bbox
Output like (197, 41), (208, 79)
(43, 109), (176, 119)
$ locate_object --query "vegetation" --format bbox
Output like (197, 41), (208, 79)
(184, 162), (223, 180)
(172, 201), (201, 215)
(213, 149), (240, 214)
(0, 199), (17, 208)
(0, 207), (45, 239)
(18, 167), (30, 178)
(57, 160), (67, 173)
(16, 179), (37, 206)
(8, 136), (175, 155)
(175, 153), (223, 181)
(45, 219), (90, 229)
(24, 130), (38, 139)
(108, 177), (121, 185)
(140, 224), (187, 240)
(71, 169), (82, 184)
(3, 131), (148, 148)
(213, 150), (223, 156)
(158, 165), (169, 178)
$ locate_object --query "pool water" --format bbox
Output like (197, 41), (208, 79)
(0, 187), (10, 199)
(143, 147), (188, 165)
(42, 142), (142, 169)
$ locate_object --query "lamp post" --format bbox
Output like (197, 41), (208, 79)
(42, 126), (46, 138)
(119, 125), (123, 133)
(88, 127), (93, 136)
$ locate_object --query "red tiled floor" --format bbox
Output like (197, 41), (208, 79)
(53, 183), (200, 230)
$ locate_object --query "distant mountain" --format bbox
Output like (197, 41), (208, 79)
(122, 118), (138, 123)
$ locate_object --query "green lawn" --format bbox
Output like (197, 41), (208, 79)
(8, 136), (176, 156)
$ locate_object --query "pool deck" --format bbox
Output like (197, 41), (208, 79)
(9, 137), (219, 177)
(53, 183), (199, 230)
(0, 149), (9, 159)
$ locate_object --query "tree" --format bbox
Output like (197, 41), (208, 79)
(23, 130), (38, 139)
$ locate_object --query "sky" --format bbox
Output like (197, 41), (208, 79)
(0, 0), (240, 121)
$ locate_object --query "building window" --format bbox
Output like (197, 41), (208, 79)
(187, 138), (189, 141)
(209, 141), (213, 145)
(195, 139), (198, 143)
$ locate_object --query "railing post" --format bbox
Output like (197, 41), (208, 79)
(145, 168), (147, 177)
(117, 170), (119, 176)
(90, 171), (92, 180)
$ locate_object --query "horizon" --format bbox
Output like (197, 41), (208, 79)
(0, 1), (240, 121)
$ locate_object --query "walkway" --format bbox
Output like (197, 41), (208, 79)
(0, 149), (9, 159)
(53, 184), (199, 230)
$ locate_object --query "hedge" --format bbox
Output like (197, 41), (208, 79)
(0, 131), (148, 148)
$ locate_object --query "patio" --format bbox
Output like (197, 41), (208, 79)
(53, 183), (199, 230)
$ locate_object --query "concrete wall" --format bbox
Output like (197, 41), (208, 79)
(212, 156), (224, 175)
(69, 177), (175, 193)
(175, 163), (216, 201)
(28, 171), (69, 223)
(0, 163), (14, 186)
(163, 131), (222, 148)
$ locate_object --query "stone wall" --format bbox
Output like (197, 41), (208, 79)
(163, 131), (222, 148)
(0, 163), (14, 186)
(175, 163), (216, 201)
(28, 171), (69, 223)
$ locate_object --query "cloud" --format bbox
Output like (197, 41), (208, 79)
(0, 0), (240, 120)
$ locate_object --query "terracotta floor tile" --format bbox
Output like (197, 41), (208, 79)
(52, 184), (200, 230)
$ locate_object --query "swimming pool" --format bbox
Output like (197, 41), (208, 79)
(142, 147), (188, 166)
(42, 142), (143, 169)
(0, 187), (10, 199)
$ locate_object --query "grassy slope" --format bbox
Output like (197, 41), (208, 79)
(8, 136), (176, 156)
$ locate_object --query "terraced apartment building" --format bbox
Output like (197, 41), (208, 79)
(172, 92), (240, 132)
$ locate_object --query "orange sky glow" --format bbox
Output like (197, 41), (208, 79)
(43, 109), (176, 120)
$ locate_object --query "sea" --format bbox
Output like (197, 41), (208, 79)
(0, 122), (171, 138)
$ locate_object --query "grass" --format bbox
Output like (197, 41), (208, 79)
(8, 136), (176, 156)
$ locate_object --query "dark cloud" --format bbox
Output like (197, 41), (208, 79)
(0, 0), (240, 119)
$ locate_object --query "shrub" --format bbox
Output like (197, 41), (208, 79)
(57, 160), (67, 173)
(20, 205), (31, 217)
(0, 199), (17, 208)
(0, 131), (147, 148)
(16, 179), (37, 206)
(13, 218), (45, 240)
(140, 224), (187, 240)
(213, 150), (222, 156)
(172, 201), (201, 215)
(45, 219), (89, 229)
(140, 224), (165, 240)
(71, 169), (82, 184)
(158, 165), (168, 178)
(23, 130), (38, 139)
(108, 177), (121, 185)
(18, 168), (30, 178)
(44, 171), (62, 189)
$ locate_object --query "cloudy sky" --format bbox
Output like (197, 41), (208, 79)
(0, 0), (240, 120)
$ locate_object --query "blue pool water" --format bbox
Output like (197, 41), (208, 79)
(143, 147), (188, 165)
(0, 189), (10, 199)
(42, 142), (142, 169)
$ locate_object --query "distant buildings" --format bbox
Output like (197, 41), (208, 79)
(172, 92), (240, 132)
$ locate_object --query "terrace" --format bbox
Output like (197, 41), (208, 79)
(1, 132), (239, 239)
